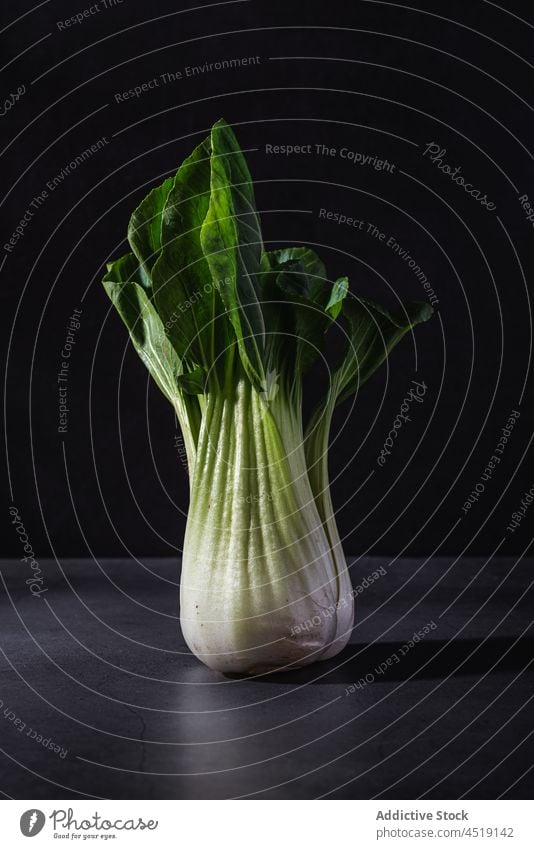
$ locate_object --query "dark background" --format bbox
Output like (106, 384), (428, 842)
(2, 0), (533, 559)
(1, 0), (533, 806)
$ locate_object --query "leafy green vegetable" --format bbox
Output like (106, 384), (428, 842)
(103, 118), (433, 674)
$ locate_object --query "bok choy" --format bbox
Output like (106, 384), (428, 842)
(103, 119), (432, 674)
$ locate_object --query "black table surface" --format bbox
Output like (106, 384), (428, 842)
(0, 556), (532, 799)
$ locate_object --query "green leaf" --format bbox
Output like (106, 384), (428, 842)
(333, 297), (433, 406)
(269, 246), (326, 302)
(326, 276), (349, 319)
(151, 137), (227, 373)
(105, 251), (151, 291)
(200, 119), (265, 388)
(103, 253), (183, 405)
(272, 249), (326, 374)
(260, 248), (349, 374)
(177, 366), (207, 395)
(128, 176), (174, 279)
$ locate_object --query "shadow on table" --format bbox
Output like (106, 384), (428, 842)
(243, 636), (534, 685)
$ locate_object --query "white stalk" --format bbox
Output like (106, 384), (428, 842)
(180, 378), (352, 674)
(305, 400), (355, 659)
